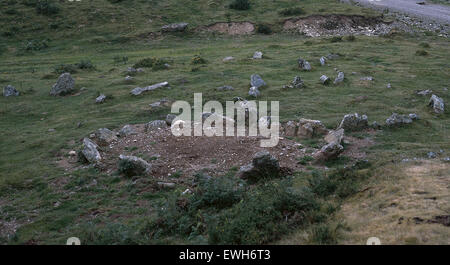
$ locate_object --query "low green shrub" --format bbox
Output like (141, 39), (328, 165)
(415, 49), (428, 56)
(229, 0), (250, 10)
(278, 7), (305, 16)
(36, 0), (60, 16)
(256, 24), (272, 35)
(191, 55), (207, 65)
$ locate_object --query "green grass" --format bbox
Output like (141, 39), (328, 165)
(0, 0), (449, 245)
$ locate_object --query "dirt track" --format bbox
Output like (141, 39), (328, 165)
(351, 0), (450, 24)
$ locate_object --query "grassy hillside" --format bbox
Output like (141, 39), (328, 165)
(0, 0), (449, 245)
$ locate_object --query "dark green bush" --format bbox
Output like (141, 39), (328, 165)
(256, 24), (272, 35)
(133, 57), (169, 70)
(419, 42), (430, 48)
(23, 39), (49, 51)
(75, 60), (95, 70)
(330, 36), (343, 43)
(36, 0), (60, 16)
(191, 173), (245, 209)
(191, 55), (207, 65)
(415, 49), (428, 56)
(346, 35), (356, 41)
(118, 159), (138, 177)
(208, 180), (319, 244)
(229, 0), (250, 10)
(279, 7), (305, 16)
(113, 55), (128, 65)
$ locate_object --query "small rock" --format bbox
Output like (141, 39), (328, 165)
(131, 81), (169, 96)
(96, 128), (118, 145)
(298, 58), (311, 71)
(320, 75), (330, 85)
(223, 56), (235, 62)
(119, 125), (137, 137)
(166, 114), (177, 126)
(319, 56), (326, 66)
(157, 182), (176, 189)
(250, 74), (266, 88)
(417, 89), (432, 96)
(125, 75), (133, 81)
(313, 142), (344, 162)
(161, 22), (188, 32)
(387, 83), (392, 89)
(427, 152), (437, 159)
(334, 71), (345, 84)
(429, 94), (444, 114)
(248, 86), (260, 98)
(68, 150), (77, 156)
(3, 85), (19, 97)
(145, 120), (168, 131)
(253, 51), (263, 59)
(118, 155), (152, 176)
(217, 85), (234, 91)
(409, 113), (419, 120)
(95, 94), (106, 104)
(80, 138), (101, 163)
(325, 129), (344, 145)
(360, 76), (374, 81)
(326, 54), (340, 60)
(385, 113), (413, 126)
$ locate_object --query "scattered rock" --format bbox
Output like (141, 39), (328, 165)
(248, 86), (261, 97)
(68, 150), (77, 156)
(80, 138), (101, 164)
(95, 94), (106, 104)
(326, 53), (340, 60)
(166, 114), (177, 126)
(429, 94), (444, 114)
(131, 81), (169, 96)
(161, 22), (188, 32)
(298, 58), (311, 71)
(96, 128), (118, 145)
(320, 75), (331, 85)
(238, 151), (280, 182)
(127, 67), (137, 74)
(298, 118), (328, 138)
(427, 152), (437, 159)
(334, 71), (345, 84)
(118, 155), (152, 176)
(217, 85), (234, 91)
(3, 85), (19, 97)
(313, 142), (344, 162)
(125, 75), (133, 81)
(409, 113), (419, 120)
(284, 76), (304, 89)
(371, 121), (381, 129)
(387, 83), (392, 89)
(157, 182), (176, 189)
(119, 125), (137, 137)
(385, 113), (413, 126)
(50, 73), (75, 96)
(339, 113), (368, 131)
(284, 120), (297, 136)
(145, 120), (168, 131)
(417, 89), (432, 96)
(223, 56), (235, 62)
(253, 51), (263, 59)
(319, 56), (326, 66)
(250, 74), (266, 88)
(325, 128), (344, 145)
(360, 76), (374, 81)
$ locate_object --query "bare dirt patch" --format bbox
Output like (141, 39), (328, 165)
(283, 15), (393, 37)
(201, 22), (255, 35)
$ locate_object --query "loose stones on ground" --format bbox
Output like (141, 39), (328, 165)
(80, 138), (101, 164)
(161, 22), (188, 32)
(3, 85), (19, 97)
(385, 113), (414, 126)
(320, 75), (330, 85)
(248, 86), (260, 98)
(334, 71), (345, 84)
(95, 94), (106, 104)
(298, 58), (311, 71)
(145, 120), (168, 131)
(283, 76), (304, 89)
(253, 51), (263, 59)
(119, 125), (137, 137)
(339, 113), (368, 131)
(96, 128), (118, 145)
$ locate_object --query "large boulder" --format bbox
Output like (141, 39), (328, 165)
(96, 128), (118, 145)
(250, 74), (266, 88)
(385, 113), (413, 126)
(338, 113), (368, 131)
(313, 142), (344, 162)
(238, 151), (280, 182)
(118, 155), (152, 176)
(429, 94), (444, 114)
(50, 73), (75, 96)
(298, 58), (311, 71)
(161, 22), (188, 32)
(3, 85), (19, 97)
(80, 138), (101, 164)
